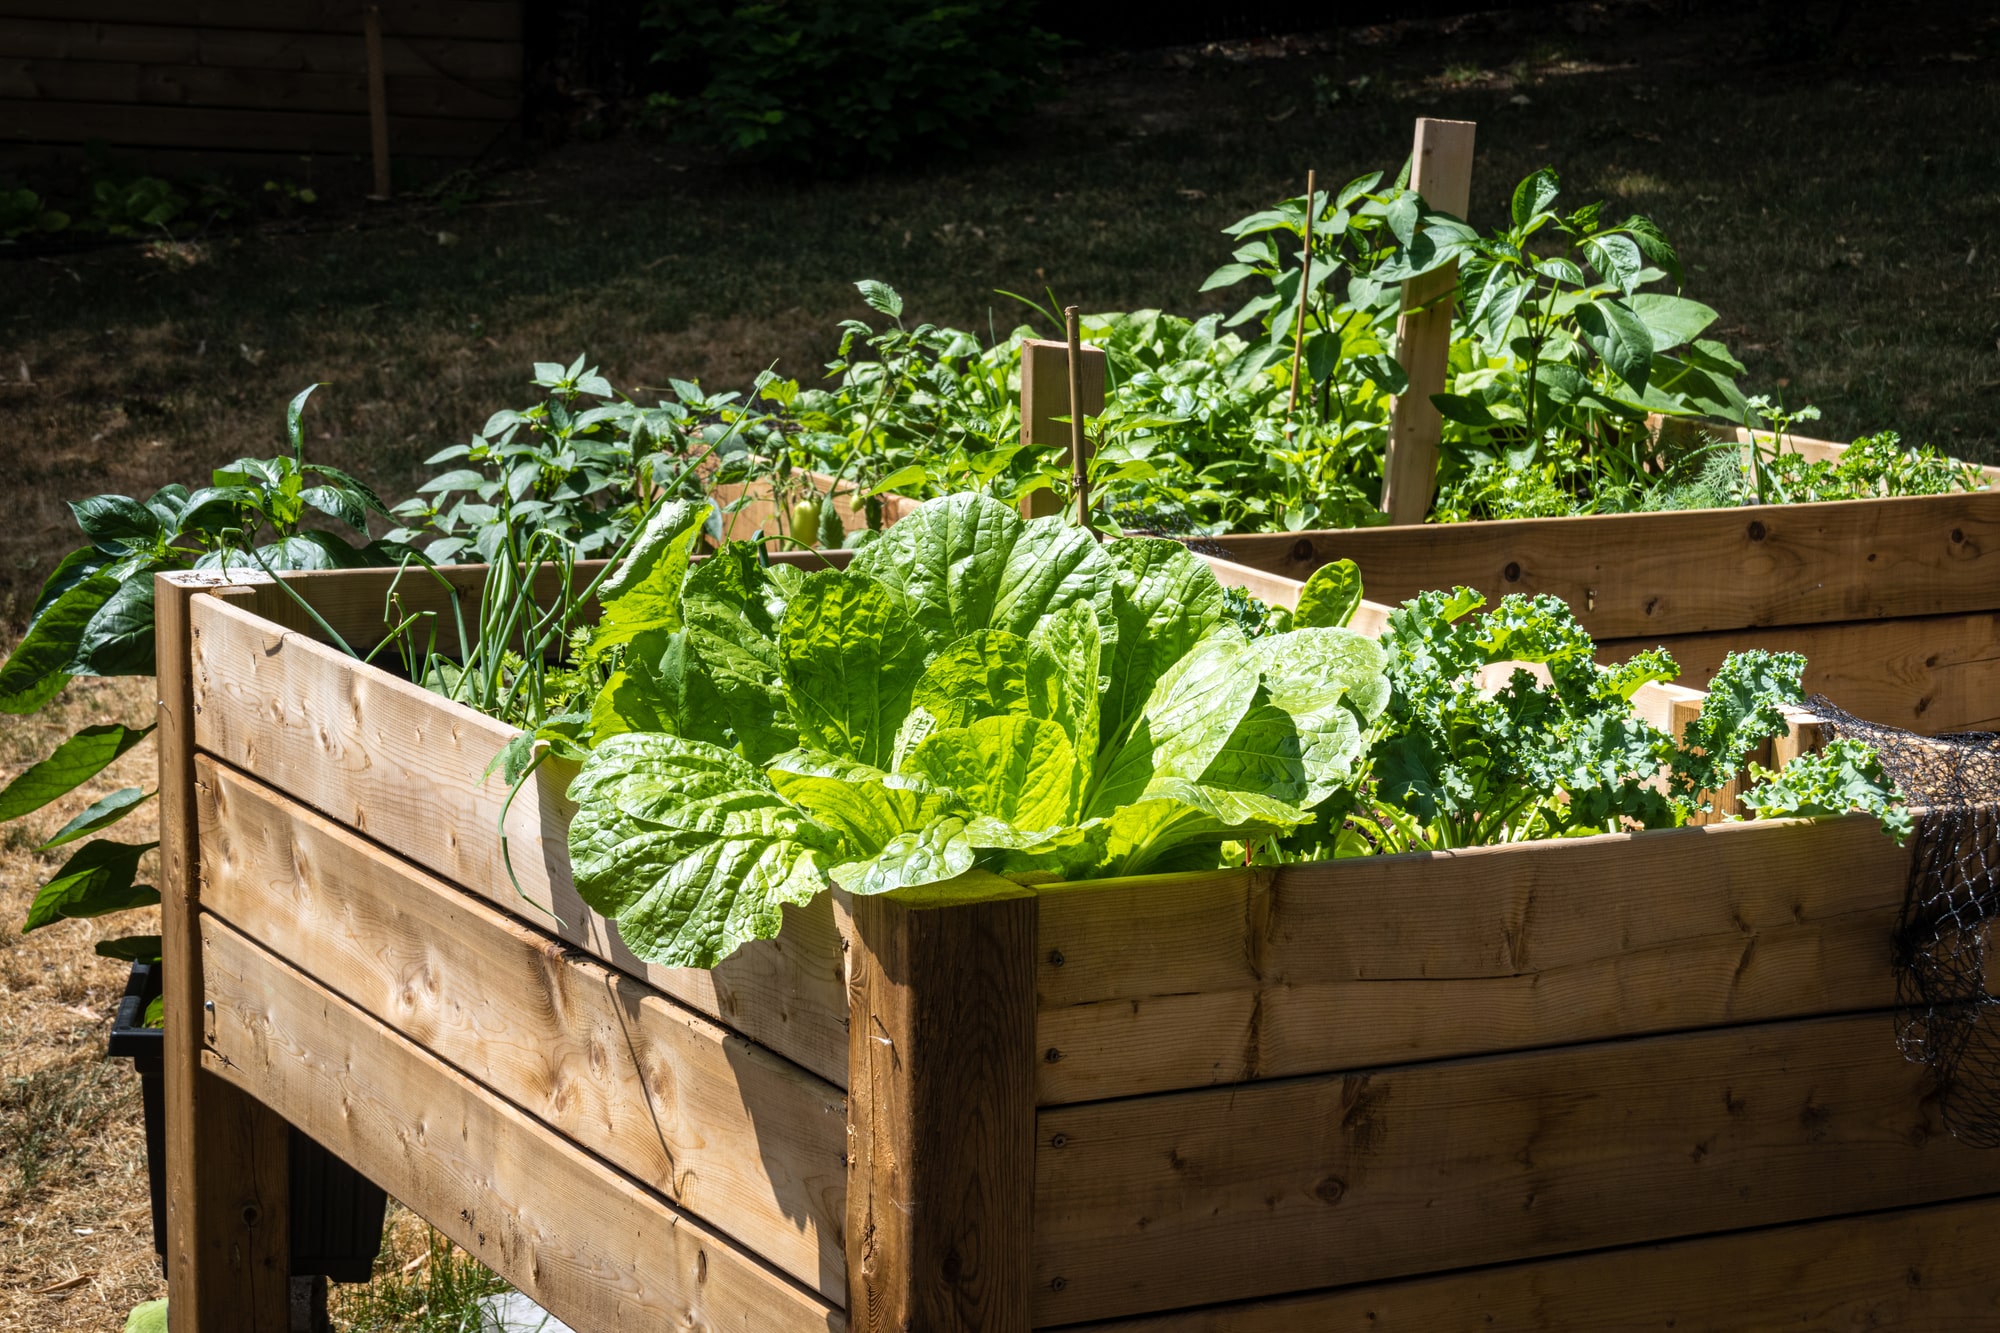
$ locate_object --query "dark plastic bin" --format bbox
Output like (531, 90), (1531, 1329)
(107, 960), (388, 1281)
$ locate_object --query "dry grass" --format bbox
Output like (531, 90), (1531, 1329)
(0, 675), (163, 1332)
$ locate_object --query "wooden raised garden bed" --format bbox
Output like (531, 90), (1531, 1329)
(158, 563), (2000, 1331)
(1206, 430), (2000, 737)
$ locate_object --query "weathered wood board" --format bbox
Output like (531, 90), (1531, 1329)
(1205, 491), (2000, 641)
(1079, 1193), (2000, 1332)
(201, 917), (845, 1333)
(1031, 1011), (1994, 1324)
(188, 593), (853, 1087)
(1034, 813), (1907, 1103)
(198, 757), (849, 1299)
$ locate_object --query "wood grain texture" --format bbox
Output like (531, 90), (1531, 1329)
(1033, 814), (1907, 1103)
(843, 881), (1038, 1333)
(0, 18), (522, 80)
(1020, 339), (1107, 451)
(1031, 1011), (2000, 1324)
(1203, 490), (2000, 640)
(0, 97), (512, 154)
(188, 594), (851, 1086)
(200, 917), (845, 1333)
(1020, 339), (1108, 520)
(197, 757), (849, 1299)
(1605, 610), (2000, 736)
(0, 57), (517, 118)
(1380, 117), (1476, 524)
(0, 0), (524, 42)
(158, 576), (294, 1330)
(1077, 1194), (2000, 1332)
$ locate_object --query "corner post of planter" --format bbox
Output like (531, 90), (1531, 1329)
(843, 876), (1038, 1332)
(1019, 337), (1107, 519)
(1380, 115), (1477, 525)
(157, 570), (293, 1331)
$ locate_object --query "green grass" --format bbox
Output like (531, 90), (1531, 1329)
(330, 1210), (508, 1333)
(1, 0), (1994, 632)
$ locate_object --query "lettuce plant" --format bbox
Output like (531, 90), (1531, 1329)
(566, 493), (1389, 967)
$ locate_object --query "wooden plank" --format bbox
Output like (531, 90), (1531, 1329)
(0, 97), (511, 155)
(1203, 490), (2000, 640)
(1605, 610), (2000, 736)
(0, 19), (522, 82)
(0, 0), (524, 42)
(199, 917), (846, 1333)
(1033, 814), (1907, 1103)
(1379, 117), (1476, 525)
(1031, 1011), (2000, 1324)
(156, 573), (292, 1330)
(842, 880), (1038, 1332)
(0, 57), (517, 118)
(197, 757), (849, 1300)
(1020, 338), (1107, 519)
(1077, 1193), (2000, 1331)
(188, 595), (852, 1087)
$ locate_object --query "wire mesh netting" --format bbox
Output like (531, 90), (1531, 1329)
(1807, 695), (2000, 1148)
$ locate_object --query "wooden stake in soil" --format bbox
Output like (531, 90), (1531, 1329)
(1379, 116), (1477, 525)
(1065, 304), (1097, 536)
(1018, 337), (1106, 519)
(364, 5), (392, 199)
(1284, 168), (1318, 434)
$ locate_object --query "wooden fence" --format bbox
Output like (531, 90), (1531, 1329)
(0, 0), (521, 157)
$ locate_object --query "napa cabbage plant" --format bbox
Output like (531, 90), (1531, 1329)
(566, 493), (1388, 967)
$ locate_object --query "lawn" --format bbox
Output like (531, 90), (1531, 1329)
(1, 0), (1994, 1325)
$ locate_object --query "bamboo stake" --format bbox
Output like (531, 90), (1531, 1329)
(364, 5), (391, 200)
(1284, 168), (1317, 435)
(1065, 305), (1096, 537)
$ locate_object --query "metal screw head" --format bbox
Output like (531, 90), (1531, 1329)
(1051, 1133), (1068, 1148)
(203, 1001), (215, 1014)
(1048, 949), (1065, 968)
(1044, 1047), (1062, 1064)
(1051, 1277), (1068, 1292)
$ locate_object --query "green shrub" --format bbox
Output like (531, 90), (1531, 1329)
(646, 0), (1060, 169)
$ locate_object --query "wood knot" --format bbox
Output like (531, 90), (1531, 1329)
(1314, 1176), (1347, 1205)
(1746, 520), (1766, 542)
(1502, 561), (1521, 582)
(1291, 539), (1314, 562)
(1951, 528), (1966, 544)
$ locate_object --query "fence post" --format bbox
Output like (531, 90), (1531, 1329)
(158, 571), (293, 1331)
(1019, 337), (1107, 519)
(844, 876), (1038, 1331)
(1379, 116), (1477, 525)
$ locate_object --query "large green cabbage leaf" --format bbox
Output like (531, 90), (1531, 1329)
(564, 494), (1391, 969)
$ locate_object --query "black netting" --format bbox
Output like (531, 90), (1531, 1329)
(1807, 695), (2000, 1147)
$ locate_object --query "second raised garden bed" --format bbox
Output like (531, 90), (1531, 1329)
(155, 559), (2000, 1331)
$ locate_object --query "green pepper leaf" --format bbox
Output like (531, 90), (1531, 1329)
(0, 723), (154, 822)
(40, 787), (153, 849)
(23, 839), (159, 933)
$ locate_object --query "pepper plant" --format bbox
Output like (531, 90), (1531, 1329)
(0, 386), (390, 963)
